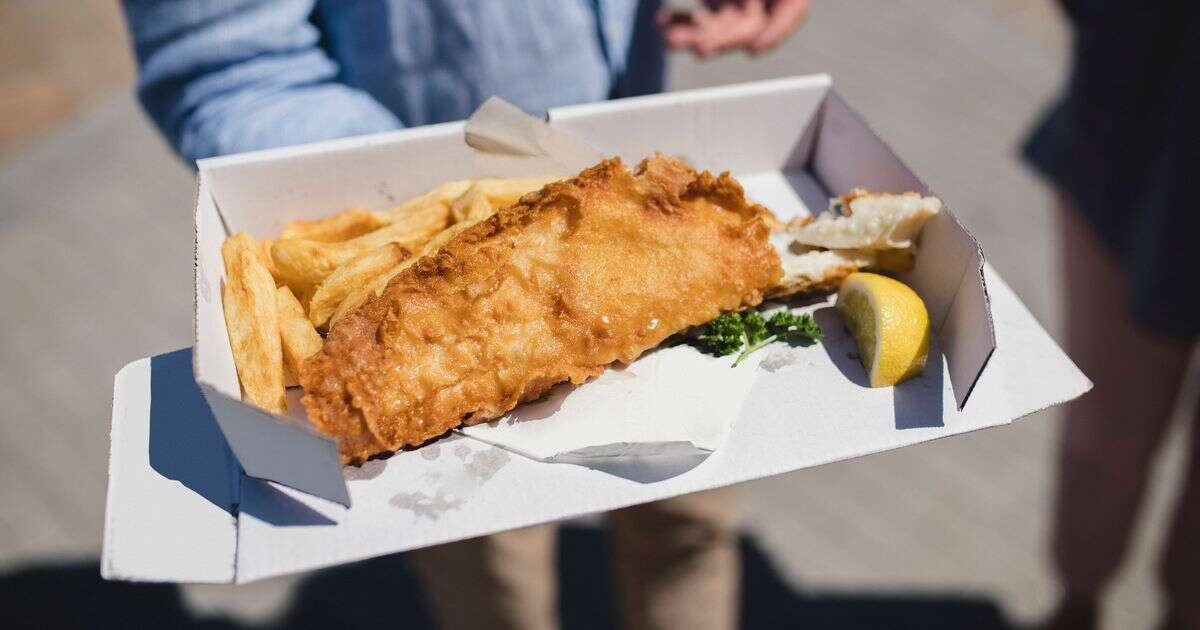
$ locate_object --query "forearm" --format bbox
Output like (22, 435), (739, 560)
(122, 0), (401, 162)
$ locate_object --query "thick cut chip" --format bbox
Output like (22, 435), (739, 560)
(272, 203), (449, 292)
(221, 247), (286, 413)
(327, 260), (410, 329)
(308, 243), (409, 328)
(258, 239), (283, 285)
(276, 286), (324, 379)
(280, 206), (387, 242)
(325, 190), (503, 329)
(448, 183), (494, 224)
(373, 180), (473, 224)
(222, 232), (275, 280)
(448, 177), (557, 222)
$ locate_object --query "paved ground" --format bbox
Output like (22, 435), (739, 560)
(1, 2), (1194, 629)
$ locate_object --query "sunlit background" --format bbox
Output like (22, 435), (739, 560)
(1, 1), (1196, 628)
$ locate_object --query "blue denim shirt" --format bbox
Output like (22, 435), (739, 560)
(121, 0), (664, 162)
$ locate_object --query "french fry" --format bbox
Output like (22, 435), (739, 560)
(222, 232), (276, 280)
(325, 191), (507, 328)
(418, 185), (503, 255)
(373, 180), (473, 224)
(269, 240), (340, 296)
(417, 221), (474, 261)
(258, 239), (283, 285)
(323, 222), (485, 329)
(449, 183), (495, 224)
(349, 202), (450, 250)
(308, 243), (409, 328)
(221, 248), (286, 413)
(272, 203), (449, 291)
(280, 206), (387, 242)
(276, 286), (324, 379)
(456, 177), (556, 220)
(327, 261), (411, 329)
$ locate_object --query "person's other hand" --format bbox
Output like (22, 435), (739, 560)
(657, 0), (809, 58)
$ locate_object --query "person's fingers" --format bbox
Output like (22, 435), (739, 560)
(750, 0), (809, 54)
(708, 0), (768, 55)
(656, 8), (692, 29)
(659, 8), (722, 57)
(657, 9), (700, 50)
(660, 0), (801, 58)
(691, 0), (767, 57)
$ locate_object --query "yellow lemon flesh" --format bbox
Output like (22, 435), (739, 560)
(836, 272), (931, 388)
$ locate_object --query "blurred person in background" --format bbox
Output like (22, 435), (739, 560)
(119, 1), (807, 629)
(1024, 2), (1199, 629)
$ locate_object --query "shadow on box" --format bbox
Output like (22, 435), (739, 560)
(813, 306), (945, 431)
(0, 527), (1009, 629)
(148, 349), (333, 526)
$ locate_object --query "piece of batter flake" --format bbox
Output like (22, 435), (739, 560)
(766, 189), (939, 297)
(790, 189), (941, 251)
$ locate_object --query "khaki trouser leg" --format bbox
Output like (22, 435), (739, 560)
(608, 487), (740, 630)
(408, 523), (559, 630)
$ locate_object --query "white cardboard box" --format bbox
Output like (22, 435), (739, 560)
(102, 76), (1090, 583)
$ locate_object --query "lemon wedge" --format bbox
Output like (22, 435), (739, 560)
(836, 272), (931, 387)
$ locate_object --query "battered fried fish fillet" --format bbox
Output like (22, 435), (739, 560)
(300, 155), (780, 463)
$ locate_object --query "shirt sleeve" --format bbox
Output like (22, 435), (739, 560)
(121, 0), (402, 162)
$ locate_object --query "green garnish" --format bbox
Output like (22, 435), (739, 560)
(697, 310), (823, 366)
(697, 313), (745, 357)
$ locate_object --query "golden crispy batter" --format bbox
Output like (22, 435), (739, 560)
(300, 154), (782, 463)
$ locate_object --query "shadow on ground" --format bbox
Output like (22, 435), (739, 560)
(0, 526), (1010, 629)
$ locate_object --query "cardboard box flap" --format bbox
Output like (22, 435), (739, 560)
(810, 93), (995, 408)
(198, 123), (473, 239)
(192, 170), (350, 506)
(200, 386), (350, 506)
(464, 96), (603, 170)
(547, 74), (831, 174)
(103, 350), (239, 583)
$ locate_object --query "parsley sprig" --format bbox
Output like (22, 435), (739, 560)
(698, 310), (823, 367)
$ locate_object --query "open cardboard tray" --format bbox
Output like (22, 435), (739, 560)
(103, 76), (1090, 583)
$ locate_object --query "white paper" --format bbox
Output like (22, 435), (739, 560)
(460, 346), (764, 467)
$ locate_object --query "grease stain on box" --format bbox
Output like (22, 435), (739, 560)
(343, 459), (387, 482)
(389, 491), (464, 519)
(466, 447), (510, 482)
(760, 349), (801, 373)
(389, 445), (511, 519)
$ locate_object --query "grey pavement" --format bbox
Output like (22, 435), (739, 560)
(0, 2), (1194, 628)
